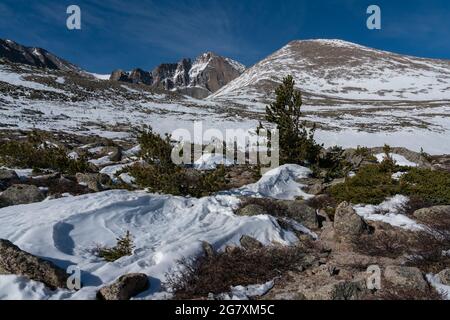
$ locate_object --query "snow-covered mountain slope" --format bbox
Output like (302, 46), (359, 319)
(1, 39), (449, 155)
(0, 165), (308, 300)
(210, 39), (450, 103)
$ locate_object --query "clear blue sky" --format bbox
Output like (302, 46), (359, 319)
(1, 0), (449, 73)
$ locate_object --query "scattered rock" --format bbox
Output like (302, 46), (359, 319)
(413, 206), (450, 221)
(105, 146), (122, 162)
(334, 202), (367, 241)
(202, 241), (215, 258)
(0, 169), (19, 186)
(75, 173), (110, 192)
(0, 239), (68, 289)
(437, 268), (450, 286)
(239, 235), (263, 250)
(383, 266), (428, 292)
(97, 273), (149, 300)
(237, 204), (269, 216)
(0, 184), (45, 206)
(282, 200), (318, 229)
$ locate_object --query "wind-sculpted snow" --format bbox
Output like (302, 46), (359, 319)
(0, 164), (312, 300)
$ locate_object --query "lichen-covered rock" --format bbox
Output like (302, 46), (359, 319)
(0, 239), (68, 289)
(437, 268), (450, 286)
(413, 206), (450, 221)
(0, 184), (45, 206)
(97, 273), (149, 300)
(237, 204), (269, 216)
(239, 235), (263, 250)
(334, 202), (367, 241)
(383, 266), (428, 292)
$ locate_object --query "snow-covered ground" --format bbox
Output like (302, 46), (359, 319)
(354, 195), (423, 231)
(0, 164), (312, 300)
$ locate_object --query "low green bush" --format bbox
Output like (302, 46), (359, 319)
(0, 131), (90, 174)
(400, 168), (450, 206)
(96, 231), (135, 262)
(329, 164), (400, 205)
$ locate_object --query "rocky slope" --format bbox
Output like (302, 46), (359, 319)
(0, 39), (81, 72)
(210, 39), (450, 104)
(110, 52), (246, 98)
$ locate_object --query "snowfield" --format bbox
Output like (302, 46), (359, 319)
(0, 164), (311, 300)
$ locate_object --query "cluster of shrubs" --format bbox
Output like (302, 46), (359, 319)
(165, 245), (307, 299)
(329, 162), (450, 206)
(125, 128), (229, 197)
(0, 130), (90, 175)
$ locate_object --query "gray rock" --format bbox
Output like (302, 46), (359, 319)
(237, 204), (269, 216)
(104, 146), (122, 162)
(239, 235), (263, 250)
(202, 241), (215, 258)
(334, 202), (367, 241)
(413, 206), (450, 221)
(75, 173), (105, 192)
(97, 273), (149, 300)
(0, 184), (45, 206)
(384, 266), (428, 292)
(283, 200), (318, 229)
(437, 268), (450, 286)
(0, 169), (19, 182)
(0, 239), (68, 289)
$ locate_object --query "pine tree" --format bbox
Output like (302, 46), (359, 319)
(265, 75), (321, 164)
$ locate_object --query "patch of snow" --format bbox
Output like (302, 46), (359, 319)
(281, 218), (318, 240)
(353, 195), (423, 231)
(224, 164), (313, 200)
(375, 153), (418, 167)
(426, 274), (450, 300)
(217, 280), (274, 300)
(392, 171), (407, 180)
(88, 73), (110, 80)
(0, 167), (303, 300)
(0, 66), (66, 93)
(193, 153), (234, 170)
(0, 275), (66, 300)
(67, 151), (79, 160)
(119, 173), (135, 185)
(88, 156), (111, 167)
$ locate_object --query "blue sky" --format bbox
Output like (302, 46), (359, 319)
(0, 0), (449, 73)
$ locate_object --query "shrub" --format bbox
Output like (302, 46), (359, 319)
(165, 246), (306, 299)
(352, 231), (410, 259)
(96, 231), (135, 262)
(406, 211), (450, 273)
(316, 146), (351, 181)
(373, 282), (444, 300)
(129, 129), (229, 197)
(329, 164), (400, 205)
(399, 168), (450, 206)
(0, 139), (90, 175)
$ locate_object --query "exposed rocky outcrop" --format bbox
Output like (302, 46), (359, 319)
(108, 52), (245, 98)
(0, 169), (19, 190)
(333, 202), (368, 241)
(0, 184), (45, 206)
(383, 266), (428, 292)
(0, 239), (68, 289)
(97, 273), (149, 300)
(240, 235), (263, 250)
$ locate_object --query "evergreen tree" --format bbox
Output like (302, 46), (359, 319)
(265, 75), (321, 164)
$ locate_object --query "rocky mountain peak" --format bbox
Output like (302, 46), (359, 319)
(0, 38), (80, 72)
(108, 52), (246, 98)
